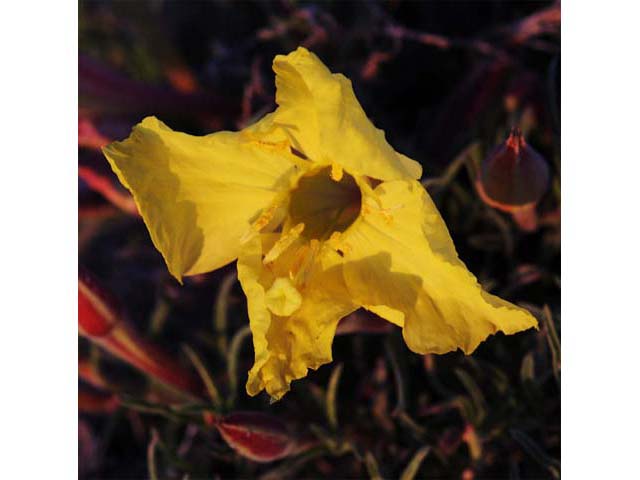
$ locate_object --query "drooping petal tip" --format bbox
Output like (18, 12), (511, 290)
(337, 179), (538, 356)
(238, 233), (357, 401)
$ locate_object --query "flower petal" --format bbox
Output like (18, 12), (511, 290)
(272, 47), (422, 181)
(103, 115), (299, 281)
(237, 233), (357, 401)
(339, 180), (537, 355)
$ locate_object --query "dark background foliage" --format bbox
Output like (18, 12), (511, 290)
(79, 1), (560, 478)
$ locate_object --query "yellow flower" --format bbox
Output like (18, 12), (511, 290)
(103, 47), (537, 401)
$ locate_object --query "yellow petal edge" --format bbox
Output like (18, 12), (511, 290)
(102, 115), (298, 282)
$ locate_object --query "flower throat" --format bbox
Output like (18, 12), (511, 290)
(288, 167), (362, 240)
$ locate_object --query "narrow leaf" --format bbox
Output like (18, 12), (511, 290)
(364, 451), (383, 480)
(259, 448), (325, 480)
(385, 339), (406, 412)
(520, 352), (535, 383)
(510, 429), (560, 479)
(226, 325), (251, 406)
(542, 305), (561, 379)
(454, 368), (487, 425)
(326, 363), (343, 430)
(147, 429), (160, 480)
(182, 345), (223, 408)
(399, 446), (431, 480)
(213, 270), (238, 355)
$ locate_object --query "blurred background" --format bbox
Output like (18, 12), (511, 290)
(79, 1), (560, 478)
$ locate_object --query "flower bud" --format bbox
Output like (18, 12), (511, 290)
(79, 267), (203, 398)
(78, 389), (119, 414)
(476, 127), (549, 212)
(78, 267), (121, 337)
(215, 411), (293, 462)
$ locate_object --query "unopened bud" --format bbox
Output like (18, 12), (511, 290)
(78, 389), (119, 414)
(78, 267), (203, 397)
(78, 267), (121, 337)
(477, 127), (549, 212)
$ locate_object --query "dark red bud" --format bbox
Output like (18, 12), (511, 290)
(78, 389), (119, 414)
(215, 411), (293, 462)
(477, 127), (550, 212)
(78, 267), (121, 337)
(79, 267), (203, 397)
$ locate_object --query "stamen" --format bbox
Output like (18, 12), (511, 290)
(289, 239), (321, 288)
(240, 205), (278, 244)
(240, 199), (288, 244)
(293, 239), (321, 288)
(263, 223), (305, 265)
(330, 163), (344, 182)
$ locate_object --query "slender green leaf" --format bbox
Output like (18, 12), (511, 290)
(510, 429), (560, 479)
(399, 446), (431, 480)
(119, 396), (183, 422)
(259, 448), (326, 480)
(520, 352), (535, 383)
(385, 339), (406, 412)
(326, 363), (343, 430)
(147, 429), (160, 480)
(395, 410), (427, 440)
(213, 270), (238, 355)
(422, 142), (480, 192)
(149, 297), (171, 336)
(182, 344), (223, 408)
(226, 325), (251, 406)
(364, 451), (383, 480)
(542, 305), (561, 380)
(454, 368), (487, 425)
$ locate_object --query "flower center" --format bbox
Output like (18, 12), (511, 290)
(288, 167), (362, 240)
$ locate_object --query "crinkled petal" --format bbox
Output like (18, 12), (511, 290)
(103, 115), (299, 281)
(272, 47), (422, 181)
(339, 179), (537, 355)
(237, 233), (357, 401)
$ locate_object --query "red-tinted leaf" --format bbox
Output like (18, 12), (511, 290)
(216, 411), (293, 462)
(78, 115), (110, 150)
(78, 166), (138, 216)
